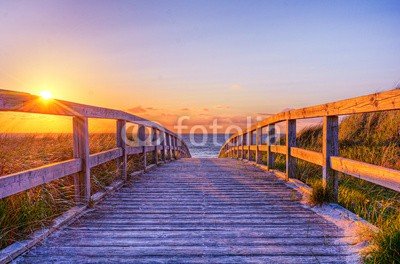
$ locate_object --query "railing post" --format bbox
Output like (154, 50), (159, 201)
(248, 132), (252, 161)
(170, 136), (175, 159)
(116, 120), (127, 180)
(241, 135), (245, 160)
(267, 124), (275, 169)
(138, 125), (146, 171)
(151, 128), (159, 165)
(235, 137), (239, 159)
(255, 127), (262, 164)
(172, 136), (178, 160)
(167, 134), (172, 160)
(161, 131), (166, 162)
(323, 116), (339, 202)
(73, 116), (90, 204)
(286, 120), (296, 180)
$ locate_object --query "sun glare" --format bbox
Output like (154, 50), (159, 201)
(40, 90), (53, 100)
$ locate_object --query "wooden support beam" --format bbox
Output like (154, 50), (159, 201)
(138, 125), (147, 171)
(248, 132), (253, 161)
(73, 116), (90, 203)
(255, 127), (262, 164)
(116, 120), (127, 180)
(89, 148), (123, 168)
(235, 137), (239, 159)
(286, 120), (296, 180)
(267, 124), (275, 169)
(322, 116), (339, 202)
(241, 135), (245, 160)
(330, 156), (400, 192)
(166, 134), (172, 160)
(0, 159), (82, 199)
(270, 145), (287, 155)
(151, 128), (159, 165)
(291, 147), (323, 166)
(161, 131), (167, 162)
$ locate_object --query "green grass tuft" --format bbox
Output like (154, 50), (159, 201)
(309, 182), (335, 206)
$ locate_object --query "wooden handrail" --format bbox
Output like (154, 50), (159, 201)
(219, 89), (400, 200)
(0, 89), (191, 200)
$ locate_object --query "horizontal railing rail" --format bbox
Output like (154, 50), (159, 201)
(219, 89), (400, 201)
(0, 89), (191, 201)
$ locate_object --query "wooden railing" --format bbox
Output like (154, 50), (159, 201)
(219, 89), (400, 201)
(0, 89), (191, 202)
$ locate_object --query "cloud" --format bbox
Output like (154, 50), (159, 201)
(127, 106), (147, 113)
(180, 108), (189, 111)
(203, 108), (209, 112)
(146, 107), (158, 111)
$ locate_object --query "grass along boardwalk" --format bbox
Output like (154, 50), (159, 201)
(1, 89), (399, 262)
(15, 158), (353, 263)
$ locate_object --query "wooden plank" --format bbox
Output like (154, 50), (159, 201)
(270, 145), (287, 155)
(255, 127), (262, 164)
(0, 90), (186, 145)
(248, 132), (254, 161)
(144, 146), (156, 152)
(89, 148), (123, 168)
(138, 125), (147, 170)
(219, 89), (400, 151)
(116, 120), (127, 180)
(126, 146), (143, 155)
(258, 145), (268, 152)
(249, 145), (257, 151)
(0, 159), (82, 199)
(290, 147), (323, 166)
(166, 134), (172, 160)
(323, 116), (339, 202)
(286, 120), (296, 180)
(267, 125), (275, 169)
(331, 156), (400, 192)
(14, 158), (350, 263)
(244, 89), (400, 135)
(151, 128), (159, 164)
(73, 116), (90, 203)
(161, 132), (166, 162)
(241, 135), (245, 160)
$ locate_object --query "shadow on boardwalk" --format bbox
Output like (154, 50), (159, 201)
(16, 158), (353, 263)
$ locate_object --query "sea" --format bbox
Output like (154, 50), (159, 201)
(181, 134), (232, 158)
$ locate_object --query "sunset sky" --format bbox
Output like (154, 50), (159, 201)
(0, 0), (399, 133)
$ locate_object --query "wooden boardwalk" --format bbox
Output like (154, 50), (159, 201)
(16, 158), (351, 263)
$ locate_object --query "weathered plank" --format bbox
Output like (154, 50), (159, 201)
(270, 145), (287, 154)
(286, 120), (296, 180)
(73, 116), (90, 202)
(330, 156), (400, 192)
(16, 158), (351, 263)
(323, 116), (339, 202)
(246, 89), (400, 135)
(89, 148), (123, 168)
(0, 159), (81, 199)
(219, 89), (400, 158)
(126, 146), (143, 155)
(116, 120), (127, 180)
(291, 147), (323, 166)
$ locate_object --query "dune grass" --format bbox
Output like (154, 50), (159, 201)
(268, 111), (400, 263)
(0, 133), (147, 249)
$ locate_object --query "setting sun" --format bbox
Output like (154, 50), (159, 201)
(40, 90), (53, 100)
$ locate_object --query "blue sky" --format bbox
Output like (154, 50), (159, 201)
(0, 0), (399, 131)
